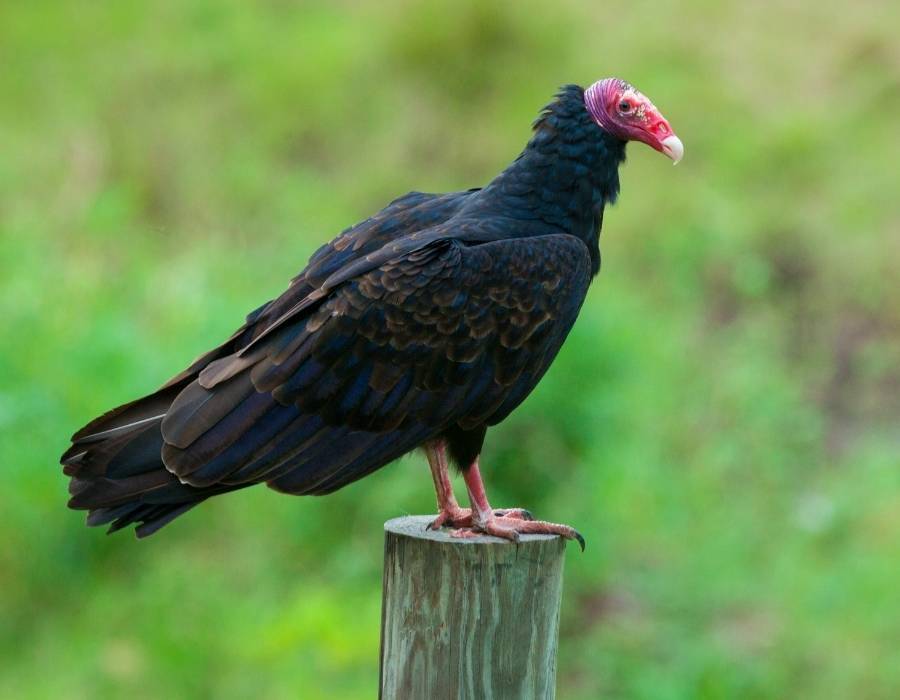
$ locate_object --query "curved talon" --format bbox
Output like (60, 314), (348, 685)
(573, 530), (586, 552)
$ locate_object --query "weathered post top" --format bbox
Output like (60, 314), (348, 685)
(379, 515), (567, 699)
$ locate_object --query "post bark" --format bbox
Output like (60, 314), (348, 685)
(379, 515), (567, 699)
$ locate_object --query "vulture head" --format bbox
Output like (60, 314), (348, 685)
(584, 77), (684, 163)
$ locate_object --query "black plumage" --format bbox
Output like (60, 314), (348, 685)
(61, 81), (678, 539)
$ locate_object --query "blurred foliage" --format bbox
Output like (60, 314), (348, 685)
(1, 1), (898, 698)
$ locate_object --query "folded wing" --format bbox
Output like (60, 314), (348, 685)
(161, 233), (591, 496)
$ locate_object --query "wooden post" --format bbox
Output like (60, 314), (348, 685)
(379, 515), (567, 699)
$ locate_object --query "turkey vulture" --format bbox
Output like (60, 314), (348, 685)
(62, 78), (682, 546)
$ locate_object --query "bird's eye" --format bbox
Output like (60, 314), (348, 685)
(619, 101), (631, 113)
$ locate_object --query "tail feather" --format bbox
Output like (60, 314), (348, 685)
(62, 389), (232, 537)
(61, 307), (275, 536)
(86, 500), (202, 538)
(69, 383), (187, 443)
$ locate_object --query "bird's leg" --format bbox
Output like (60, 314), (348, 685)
(424, 443), (534, 530)
(455, 458), (585, 550)
(425, 441), (472, 529)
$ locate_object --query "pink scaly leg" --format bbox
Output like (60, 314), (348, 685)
(424, 443), (534, 530)
(424, 441), (471, 529)
(453, 458), (585, 550)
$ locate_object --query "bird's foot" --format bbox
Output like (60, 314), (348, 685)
(452, 513), (585, 551)
(427, 505), (473, 530)
(427, 507), (533, 531)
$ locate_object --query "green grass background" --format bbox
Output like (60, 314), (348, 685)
(1, 1), (898, 697)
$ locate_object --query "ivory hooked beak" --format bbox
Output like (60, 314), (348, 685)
(660, 135), (684, 164)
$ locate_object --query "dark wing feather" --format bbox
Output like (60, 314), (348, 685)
(62, 185), (589, 535)
(159, 232), (591, 495)
(61, 190), (482, 535)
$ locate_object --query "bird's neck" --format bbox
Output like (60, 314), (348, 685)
(472, 85), (626, 275)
